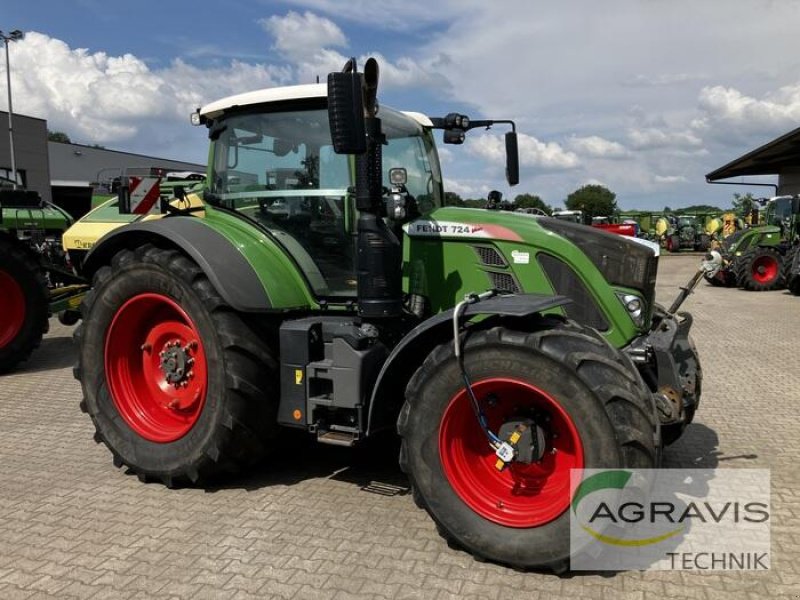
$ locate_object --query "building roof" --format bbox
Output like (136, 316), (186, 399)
(706, 126), (800, 181)
(48, 141), (205, 183)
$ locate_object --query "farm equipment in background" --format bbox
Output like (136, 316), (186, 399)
(69, 57), (705, 572)
(550, 209), (583, 223)
(0, 187), (88, 372)
(659, 214), (712, 253)
(704, 196), (800, 290)
(591, 215), (637, 237)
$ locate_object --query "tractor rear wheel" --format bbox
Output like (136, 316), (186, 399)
(666, 234), (680, 252)
(74, 244), (279, 486)
(788, 247), (800, 296)
(398, 320), (659, 571)
(0, 236), (49, 373)
(739, 246), (784, 291)
(782, 246), (798, 294)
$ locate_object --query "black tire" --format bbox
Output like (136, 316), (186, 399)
(781, 246), (797, 293)
(74, 244), (278, 486)
(398, 320), (659, 571)
(703, 271), (725, 287)
(789, 247), (800, 296)
(790, 274), (800, 296)
(0, 236), (49, 373)
(667, 234), (680, 252)
(738, 246), (785, 291)
(57, 310), (81, 326)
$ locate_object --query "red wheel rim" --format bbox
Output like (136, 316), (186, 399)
(752, 255), (779, 284)
(0, 269), (26, 349)
(439, 378), (584, 528)
(104, 293), (208, 443)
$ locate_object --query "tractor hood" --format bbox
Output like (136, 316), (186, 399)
(403, 207), (659, 321)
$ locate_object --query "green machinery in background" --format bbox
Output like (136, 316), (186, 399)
(705, 196), (800, 291)
(0, 187), (88, 372)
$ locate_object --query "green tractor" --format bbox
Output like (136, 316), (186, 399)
(705, 196), (800, 291)
(661, 214), (711, 253)
(0, 185), (88, 373)
(70, 58), (710, 571)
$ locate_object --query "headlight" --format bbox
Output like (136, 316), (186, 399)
(617, 293), (644, 327)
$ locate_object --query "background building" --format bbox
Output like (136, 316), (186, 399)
(1, 109), (205, 217)
(706, 127), (800, 195)
(0, 110), (51, 202)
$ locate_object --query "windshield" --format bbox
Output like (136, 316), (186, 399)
(767, 197), (793, 227)
(208, 106), (443, 297)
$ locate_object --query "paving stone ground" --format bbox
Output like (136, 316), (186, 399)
(0, 254), (797, 599)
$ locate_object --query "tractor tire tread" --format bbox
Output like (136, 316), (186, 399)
(399, 320), (658, 571)
(73, 243), (278, 487)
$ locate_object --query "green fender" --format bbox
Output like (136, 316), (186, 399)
(366, 293), (572, 435)
(82, 211), (318, 312)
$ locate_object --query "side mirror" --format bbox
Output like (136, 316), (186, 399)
(443, 129), (465, 145)
(328, 68), (366, 155)
(505, 131), (519, 186)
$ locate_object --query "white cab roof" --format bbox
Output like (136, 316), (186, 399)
(200, 83), (434, 127)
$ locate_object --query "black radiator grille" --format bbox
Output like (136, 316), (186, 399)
(538, 253), (609, 331)
(487, 271), (521, 294)
(473, 245), (507, 267)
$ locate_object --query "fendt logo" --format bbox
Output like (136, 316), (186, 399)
(569, 469), (771, 571)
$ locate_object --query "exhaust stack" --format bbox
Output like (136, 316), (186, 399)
(328, 58), (403, 318)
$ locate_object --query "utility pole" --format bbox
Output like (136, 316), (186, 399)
(1, 29), (24, 189)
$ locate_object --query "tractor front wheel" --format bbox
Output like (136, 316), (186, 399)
(398, 321), (659, 571)
(0, 236), (49, 373)
(74, 244), (279, 486)
(739, 247), (784, 291)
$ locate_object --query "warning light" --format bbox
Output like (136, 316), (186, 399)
(292, 409), (302, 421)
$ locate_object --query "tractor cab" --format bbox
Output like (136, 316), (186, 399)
(201, 93), (443, 297)
(762, 195), (800, 238)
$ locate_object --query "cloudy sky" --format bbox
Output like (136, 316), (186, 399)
(2, 0), (799, 210)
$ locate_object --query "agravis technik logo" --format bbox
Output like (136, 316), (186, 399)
(569, 469), (770, 570)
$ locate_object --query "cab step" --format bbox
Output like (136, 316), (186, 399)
(317, 429), (359, 447)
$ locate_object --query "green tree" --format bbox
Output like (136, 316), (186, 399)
(444, 191), (464, 207)
(680, 204), (723, 214)
(732, 192), (755, 217)
(47, 130), (71, 143)
(513, 193), (552, 214)
(565, 184), (617, 219)
(463, 197), (487, 208)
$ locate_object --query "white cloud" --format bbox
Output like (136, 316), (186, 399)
(3, 32), (289, 147)
(568, 135), (629, 159)
(654, 175), (688, 184)
(278, 0), (472, 31)
(693, 84), (800, 144)
(443, 177), (486, 198)
(622, 73), (705, 88)
(258, 12), (449, 88)
(468, 132), (578, 172)
(260, 11), (347, 60)
(627, 127), (703, 150)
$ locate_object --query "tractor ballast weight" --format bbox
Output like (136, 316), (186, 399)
(71, 57), (704, 571)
